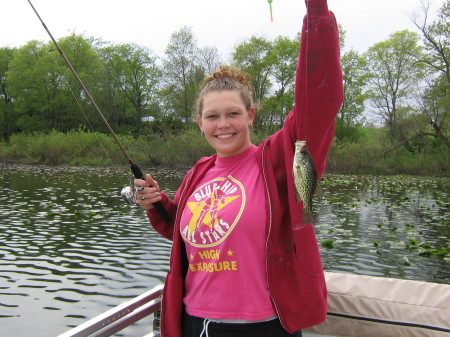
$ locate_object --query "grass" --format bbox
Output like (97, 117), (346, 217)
(0, 128), (448, 177)
(0, 129), (214, 168)
(326, 130), (449, 177)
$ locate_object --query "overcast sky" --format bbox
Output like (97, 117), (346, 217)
(1, 0), (446, 60)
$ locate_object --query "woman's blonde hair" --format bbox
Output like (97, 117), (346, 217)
(196, 65), (254, 116)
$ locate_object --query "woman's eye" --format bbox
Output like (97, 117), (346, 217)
(205, 115), (217, 119)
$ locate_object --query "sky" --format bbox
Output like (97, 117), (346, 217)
(1, 0), (446, 60)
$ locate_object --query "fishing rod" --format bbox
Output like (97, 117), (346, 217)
(27, 0), (171, 223)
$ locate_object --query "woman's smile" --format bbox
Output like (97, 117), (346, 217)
(198, 90), (254, 157)
(215, 133), (234, 139)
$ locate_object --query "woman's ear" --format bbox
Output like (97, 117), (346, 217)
(196, 114), (203, 130)
(249, 107), (255, 125)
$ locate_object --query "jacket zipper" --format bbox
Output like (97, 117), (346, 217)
(260, 139), (286, 331)
(161, 166), (197, 337)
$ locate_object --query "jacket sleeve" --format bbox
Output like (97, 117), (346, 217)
(145, 168), (193, 241)
(286, 0), (343, 178)
(146, 193), (177, 241)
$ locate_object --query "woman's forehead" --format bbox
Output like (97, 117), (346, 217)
(203, 90), (245, 108)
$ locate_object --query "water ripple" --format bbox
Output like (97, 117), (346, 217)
(1, 165), (448, 336)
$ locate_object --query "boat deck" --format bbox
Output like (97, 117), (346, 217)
(58, 273), (450, 337)
(57, 282), (335, 337)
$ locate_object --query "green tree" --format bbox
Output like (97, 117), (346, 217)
(412, 0), (450, 83)
(410, 0), (450, 149)
(162, 26), (204, 123)
(7, 35), (105, 133)
(97, 47), (130, 133)
(259, 35), (299, 134)
(364, 30), (424, 140)
(7, 40), (60, 132)
(55, 34), (106, 132)
(337, 49), (368, 141)
(420, 75), (450, 148)
(102, 43), (161, 135)
(198, 46), (222, 77)
(0, 47), (16, 140)
(270, 35), (299, 118)
(232, 36), (273, 131)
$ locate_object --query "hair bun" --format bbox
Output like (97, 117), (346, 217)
(196, 65), (254, 116)
(203, 65), (252, 91)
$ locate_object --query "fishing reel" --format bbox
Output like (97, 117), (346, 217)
(121, 186), (138, 206)
(120, 181), (171, 222)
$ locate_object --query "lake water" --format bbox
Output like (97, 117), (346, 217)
(0, 164), (449, 336)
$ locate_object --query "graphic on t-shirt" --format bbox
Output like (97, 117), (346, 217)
(181, 175), (245, 248)
(188, 249), (238, 273)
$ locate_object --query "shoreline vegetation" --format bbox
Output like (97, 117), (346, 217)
(0, 129), (448, 177)
(2, 2), (449, 179)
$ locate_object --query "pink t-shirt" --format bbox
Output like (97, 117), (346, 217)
(180, 145), (276, 321)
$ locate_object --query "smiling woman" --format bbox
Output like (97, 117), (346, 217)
(133, 1), (344, 336)
(196, 66), (255, 157)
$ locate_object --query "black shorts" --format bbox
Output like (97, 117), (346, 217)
(182, 312), (302, 337)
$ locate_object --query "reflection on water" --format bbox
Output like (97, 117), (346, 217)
(0, 164), (449, 336)
(316, 175), (449, 283)
(0, 165), (178, 337)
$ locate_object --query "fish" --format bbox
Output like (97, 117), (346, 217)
(293, 140), (323, 223)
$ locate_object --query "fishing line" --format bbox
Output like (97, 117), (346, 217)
(303, 1), (310, 143)
(27, 0), (171, 222)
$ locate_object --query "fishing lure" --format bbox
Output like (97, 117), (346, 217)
(267, 0), (273, 22)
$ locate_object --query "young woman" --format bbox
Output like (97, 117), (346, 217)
(134, 0), (343, 335)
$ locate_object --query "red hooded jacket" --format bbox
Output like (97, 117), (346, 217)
(146, 0), (343, 334)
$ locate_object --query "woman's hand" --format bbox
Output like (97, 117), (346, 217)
(305, 0), (328, 16)
(134, 174), (162, 210)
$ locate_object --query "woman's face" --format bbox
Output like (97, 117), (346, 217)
(197, 90), (254, 157)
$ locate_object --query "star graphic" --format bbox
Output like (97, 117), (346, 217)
(227, 250), (234, 256)
(186, 194), (239, 232)
(190, 254), (195, 260)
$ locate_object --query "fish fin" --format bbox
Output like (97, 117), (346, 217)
(293, 167), (301, 203)
(295, 190), (301, 203)
(314, 180), (324, 198)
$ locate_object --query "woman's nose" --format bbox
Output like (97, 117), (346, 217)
(217, 116), (230, 128)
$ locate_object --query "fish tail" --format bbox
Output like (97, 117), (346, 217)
(302, 210), (314, 224)
(314, 180), (324, 198)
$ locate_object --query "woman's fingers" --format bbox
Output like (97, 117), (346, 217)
(138, 189), (162, 209)
(145, 174), (160, 191)
(133, 174), (161, 209)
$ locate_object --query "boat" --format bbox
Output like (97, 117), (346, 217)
(57, 272), (450, 337)
(305, 272), (450, 337)
(58, 284), (164, 337)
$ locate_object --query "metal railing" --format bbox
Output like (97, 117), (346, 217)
(58, 284), (163, 337)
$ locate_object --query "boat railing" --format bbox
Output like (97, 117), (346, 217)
(58, 284), (163, 337)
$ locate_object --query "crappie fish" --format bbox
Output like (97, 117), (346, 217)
(293, 140), (323, 223)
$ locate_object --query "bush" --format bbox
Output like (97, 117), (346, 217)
(1, 130), (122, 165)
(0, 128), (448, 177)
(134, 129), (214, 167)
